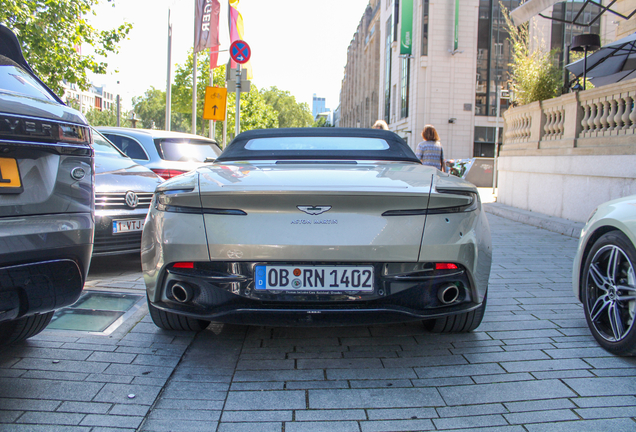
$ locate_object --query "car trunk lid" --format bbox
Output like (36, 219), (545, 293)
(197, 162), (434, 262)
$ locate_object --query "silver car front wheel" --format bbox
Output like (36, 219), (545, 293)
(582, 231), (636, 356)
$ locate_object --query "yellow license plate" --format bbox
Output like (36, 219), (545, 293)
(0, 158), (24, 194)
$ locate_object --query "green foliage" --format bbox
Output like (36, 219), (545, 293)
(501, 3), (562, 105)
(133, 49), (309, 146)
(84, 106), (132, 127)
(133, 87), (166, 130)
(171, 49), (278, 144)
(262, 87), (314, 128)
(0, 0), (132, 96)
(312, 117), (333, 127)
(132, 86), (191, 132)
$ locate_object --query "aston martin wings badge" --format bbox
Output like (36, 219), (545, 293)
(297, 205), (332, 215)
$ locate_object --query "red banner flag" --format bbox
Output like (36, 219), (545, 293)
(195, 0), (220, 53)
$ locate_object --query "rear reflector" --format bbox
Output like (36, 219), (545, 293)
(435, 263), (458, 270)
(152, 169), (188, 180)
(173, 262), (194, 269)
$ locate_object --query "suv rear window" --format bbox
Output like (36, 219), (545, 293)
(0, 55), (56, 101)
(156, 138), (221, 162)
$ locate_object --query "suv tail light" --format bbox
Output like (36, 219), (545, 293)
(151, 169), (187, 180)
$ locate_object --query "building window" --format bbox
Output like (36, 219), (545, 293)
(393, 0), (399, 42)
(384, 16), (393, 123)
(475, 0), (522, 117)
(421, 0), (429, 56)
(400, 57), (410, 119)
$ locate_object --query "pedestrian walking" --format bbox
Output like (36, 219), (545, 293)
(416, 124), (445, 171)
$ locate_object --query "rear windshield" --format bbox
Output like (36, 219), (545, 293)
(216, 129), (420, 163)
(0, 55), (56, 101)
(156, 138), (222, 162)
(244, 137), (390, 151)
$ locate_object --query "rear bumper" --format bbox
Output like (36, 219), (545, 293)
(151, 300), (483, 327)
(148, 261), (483, 326)
(0, 213), (93, 322)
(0, 256), (87, 323)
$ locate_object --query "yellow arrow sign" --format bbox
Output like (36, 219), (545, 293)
(203, 86), (227, 121)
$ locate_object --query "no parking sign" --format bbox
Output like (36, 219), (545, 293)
(230, 40), (251, 64)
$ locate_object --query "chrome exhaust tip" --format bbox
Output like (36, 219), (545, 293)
(171, 283), (193, 303)
(438, 284), (460, 305)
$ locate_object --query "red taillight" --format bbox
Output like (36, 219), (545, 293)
(435, 263), (458, 270)
(151, 169), (188, 180)
(173, 262), (194, 269)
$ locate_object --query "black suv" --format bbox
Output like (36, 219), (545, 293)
(0, 25), (94, 344)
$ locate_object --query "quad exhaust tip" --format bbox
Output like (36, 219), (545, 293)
(438, 284), (460, 305)
(171, 283), (194, 303)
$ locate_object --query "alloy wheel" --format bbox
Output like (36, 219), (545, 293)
(585, 243), (636, 343)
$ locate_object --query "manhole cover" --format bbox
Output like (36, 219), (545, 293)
(48, 291), (143, 333)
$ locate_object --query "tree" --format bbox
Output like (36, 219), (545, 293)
(0, 0), (132, 96)
(262, 87), (314, 128)
(84, 106), (131, 127)
(133, 87), (167, 130)
(312, 117), (333, 127)
(171, 49), (278, 144)
(502, 3), (562, 105)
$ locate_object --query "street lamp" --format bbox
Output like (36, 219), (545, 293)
(570, 34), (601, 90)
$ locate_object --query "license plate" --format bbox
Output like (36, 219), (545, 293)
(0, 158), (23, 194)
(255, 265), (374, 292)
(112, 219), (145, 234)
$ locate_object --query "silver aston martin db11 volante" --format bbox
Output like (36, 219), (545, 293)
(141, 128), (492, 333)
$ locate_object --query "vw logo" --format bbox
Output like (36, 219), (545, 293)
(297, 205), (332, 215)
(125, 191), (139, 208)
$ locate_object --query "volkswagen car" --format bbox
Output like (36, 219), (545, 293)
(96, 127), (222, 181)
(141, 128), (492, 333)
(93, 129), (162, 256)
(0, 25), (93, 344)
(573, 194), (636, 356)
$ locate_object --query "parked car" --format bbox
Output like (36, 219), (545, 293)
(0, 25), (94, 344)
(573, 194), (636, 356)
(96, 127), (222, 180)
(142, 128), (492, 332)
(93, 129), (163, 256)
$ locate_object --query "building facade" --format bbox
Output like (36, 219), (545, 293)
(312, 94), (328, 119)
(339, 0), (382, 129)
(340, 0), (615, 160)
(62, 82), (117, 114)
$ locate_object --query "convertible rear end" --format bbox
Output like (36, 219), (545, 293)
(141, 128), (492, 332)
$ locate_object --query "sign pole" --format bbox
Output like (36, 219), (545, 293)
(229, 40), (251, 138)
(209, 73), (214, 139)
(235, 63), (241, 137)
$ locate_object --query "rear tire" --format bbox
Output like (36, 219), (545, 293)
(147, 298), (210, 331)
(424, 292), (487, 333)
(0, 312), (54, 345)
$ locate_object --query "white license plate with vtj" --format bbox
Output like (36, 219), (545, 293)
(112, 219), (145, 234)
(254, 265), (374, 291)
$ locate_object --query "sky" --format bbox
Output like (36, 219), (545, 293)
(90, 0), (371, 111)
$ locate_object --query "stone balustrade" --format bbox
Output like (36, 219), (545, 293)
(497, 78), (636, 223)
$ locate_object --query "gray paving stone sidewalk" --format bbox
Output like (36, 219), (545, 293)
(1, 214), (636, 431)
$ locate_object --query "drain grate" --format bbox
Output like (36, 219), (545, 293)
(48, 291), (143, 333)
